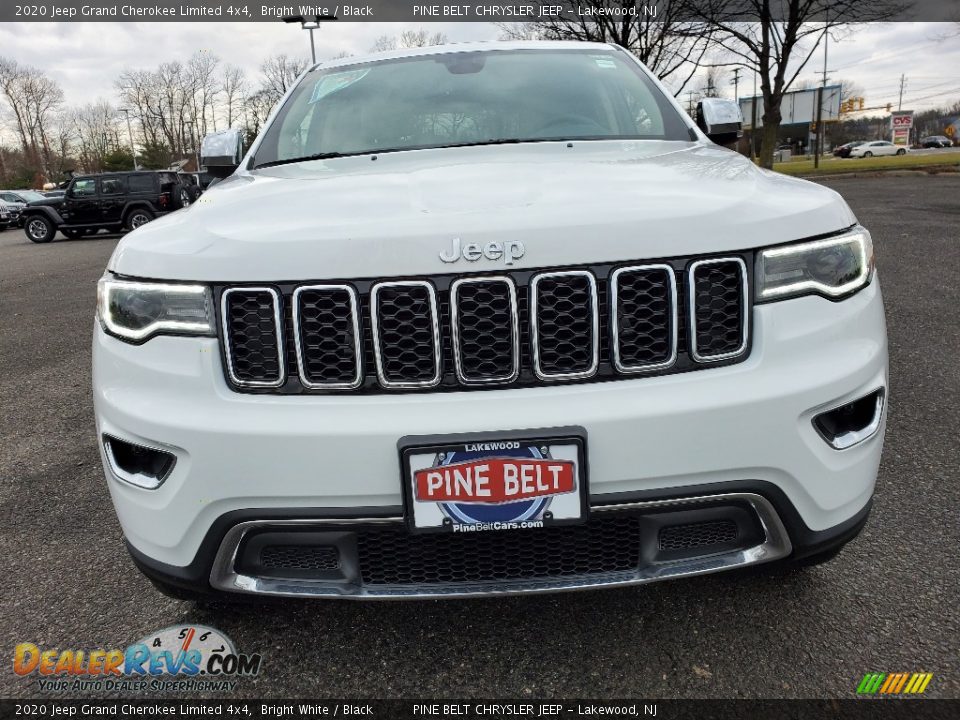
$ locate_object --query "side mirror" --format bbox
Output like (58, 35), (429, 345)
(696, 98), (743, 147)
(200, 129), (245, 179)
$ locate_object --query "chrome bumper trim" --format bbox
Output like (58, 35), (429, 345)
(208, 492), (792, 599)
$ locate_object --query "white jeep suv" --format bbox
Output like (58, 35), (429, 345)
(93, 42), (887, 600)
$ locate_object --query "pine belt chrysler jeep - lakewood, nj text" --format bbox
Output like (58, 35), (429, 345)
(93, 42), (887, 600)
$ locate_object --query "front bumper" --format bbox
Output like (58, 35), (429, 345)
(94, 281), (887, 595)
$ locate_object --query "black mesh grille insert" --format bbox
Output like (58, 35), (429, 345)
(691, 260), (746, 359)
(261, 545), (340, 571)
(295, 286), (360, 387)
(613, 266), (675, 370)
(223, 289), (282, 384)
(357, 515), (641, 585)
(533, 273), (597, 377)
(373, 283), (439, 386)
(658, 520), (738, 551)
(453, 279), (517, 382)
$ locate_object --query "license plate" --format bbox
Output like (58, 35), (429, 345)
(399, 429), (588, 533)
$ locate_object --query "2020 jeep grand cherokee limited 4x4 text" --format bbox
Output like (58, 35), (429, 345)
(93, 43), (887, 600)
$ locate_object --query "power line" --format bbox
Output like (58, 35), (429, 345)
(870, 87), (960, 106)
(831, 40), (940, 72)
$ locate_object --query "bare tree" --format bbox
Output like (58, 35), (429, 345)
(116, 60), (198, 162)
(72, 99), (120, 172)
(187, 50), (220, 137)
(692, 0), (902, 168)
(370, 28), (448, 53)
(369, 35), (398, 53)
(259, 54), (308, 104)
(400, 29), (448, 48)
(835, 77), (864, 106)
(0, 57), (65, 181)
(495, 22), (541, 41)
(0, 57), (34, 162)
(243, 89), (277, 138)
(220, 64), (247, 128)
(496, 3), (714, 95)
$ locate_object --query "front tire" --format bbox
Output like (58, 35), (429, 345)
(863, 151), (873, 158)
(126, 209), (153, 231)
(896, 148), (906, 155)
(24, 215), (56, 243)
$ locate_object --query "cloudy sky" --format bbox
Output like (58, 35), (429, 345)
(0, 21), (957, 114)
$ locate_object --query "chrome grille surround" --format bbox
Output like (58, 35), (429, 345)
(220, 286), (286, 388)
(529, 270), (600, 381)
(292, 284), (363, 390)
(610, 263), (678, 374)
(688, 257), (750, 363)
(369, 280), (442, 389)
(450, 275), (520, 385)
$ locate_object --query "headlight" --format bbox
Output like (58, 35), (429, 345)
(756, 228), (874, 302)
(97, 277), (215, 342)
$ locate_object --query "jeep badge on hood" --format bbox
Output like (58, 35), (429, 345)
(439, 237), (525, 265)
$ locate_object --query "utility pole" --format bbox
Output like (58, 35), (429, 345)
(897, 74), (906, 110)
(730, 67), (741, 102)
(751, 71), (758, 162)
(118, 108), (138, 170)
(814, 10), (830, 170)
(686, 91), (696, 117)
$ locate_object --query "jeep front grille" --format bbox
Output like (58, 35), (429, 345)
(216, 255), (752, 394)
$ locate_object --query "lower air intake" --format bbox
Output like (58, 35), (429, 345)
(260, 545), (340, 572)
(658, 519), (739, 551)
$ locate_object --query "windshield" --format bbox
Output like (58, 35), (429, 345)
(18, 191), (46, 201)
(253, 48), (692, 168)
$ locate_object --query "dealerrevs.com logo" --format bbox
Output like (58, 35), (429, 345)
(13, 625), (262, 693)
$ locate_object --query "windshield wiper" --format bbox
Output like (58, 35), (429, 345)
(255, 151), (351, 169)
(444, 138), (526, 148)
(256, 139), (543, 168)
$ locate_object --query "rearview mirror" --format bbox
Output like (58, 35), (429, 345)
(696, 98), (743, 147)
(200, 129), (245, 179)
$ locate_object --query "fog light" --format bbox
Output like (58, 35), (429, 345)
(813, 388), (885, 450)
(102, 435), (176, 489)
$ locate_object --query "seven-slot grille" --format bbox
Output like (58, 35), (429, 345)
(218, 256), (750, 394)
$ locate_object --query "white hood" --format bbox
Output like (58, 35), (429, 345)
(109, 140), (857, 282)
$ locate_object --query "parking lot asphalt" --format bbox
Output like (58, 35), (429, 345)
(1, 175), (957, 700)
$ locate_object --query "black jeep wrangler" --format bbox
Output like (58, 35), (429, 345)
(20, 170), (186, 243)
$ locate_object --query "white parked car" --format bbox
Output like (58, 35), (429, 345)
(93, 42), (887, 600)
(849, 140), (907, 157)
